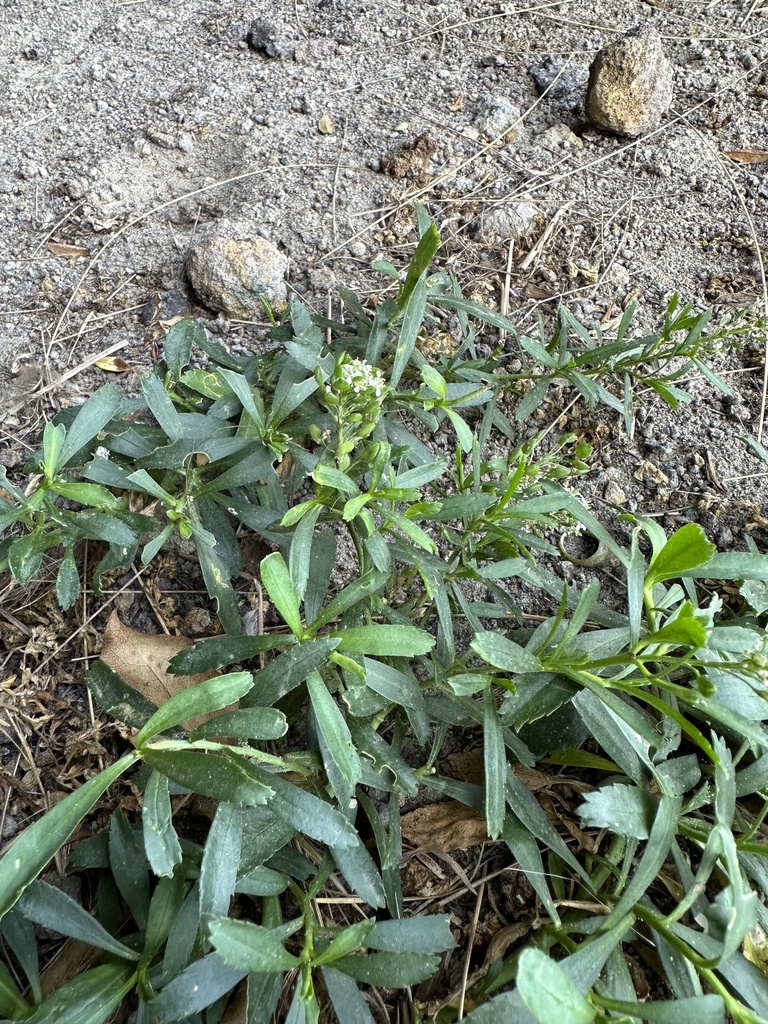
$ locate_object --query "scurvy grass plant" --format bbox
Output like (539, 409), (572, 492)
(2, 210), (768, 1022)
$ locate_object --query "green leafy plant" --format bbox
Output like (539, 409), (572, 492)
(2, 211), (768, 1023)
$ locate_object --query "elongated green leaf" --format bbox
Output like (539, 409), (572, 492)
(367, 916), (456, 953)
(162, 881), (201, 980)
(322, 967), (376, 1024)
(397, 221), (440, 311)
(144, 870), (186, 958)
(0, 752), (138, 921)
(209, 918), (301, 972)
(141, 749), (274, 806)
(149, 952), (247, 1021)
(307, 670), (361, 804)
(0, 958), (30, 1019)
(247, 971), (283, 1024)
(22, 962), (136, 1024)
(304, 527), (337, 624)
(390, 277), (427, 388)
(308, 569), (388, 633)
(134, 672), (254, 746)
(363, 658), (426, 712)
(333, 625), (435, 657)
(169, 633), (293, 674)
(595, 995), (724, 1024)
(471, 631), (543, 674)
(679, 550), (768, 581)
(290, 501), (321, 600)
(347, 719), (418, 795)
(331, 951), (439, 987)
(109, 809), (150, 930)
(647, 523), (716, 585)
(313, 921), (375, 966)
(312, 463), (360, 496)
(143, 770), (183, 878)
(329, 835), (386, 909)
(86, 658), (158, 731)
(246, 765), (358, 848)
(517, 949), (595, 1024)
(141, 372), (183, 441)
(242, 637), (341, 707)
(260, 551), (305, 637)
(484, 686), (506, 840)
(578, 783), (658, 840)
(200, 803), (243, 924)
(59, 384), (124, 466)
(191, 520), (244, 635)
(164, 317), (203, 378)
(191, 707), (287, 742)
(0, 907), (41, 1004)
(55, 548), (80, 611)
(18, 880), (139, 961)
(606, 793), (682, 926)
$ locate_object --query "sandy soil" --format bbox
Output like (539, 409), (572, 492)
(1, 0), (768, 548)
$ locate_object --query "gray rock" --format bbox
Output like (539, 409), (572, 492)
(186, 226), (288, 318)
(530, 58), (589, 101)
(537, 123), (584, 151)
(246, 19), (284, 58)
(473, 94), (521, 139)
(472, 200), (540, 243)
(586, 25), (673, 137)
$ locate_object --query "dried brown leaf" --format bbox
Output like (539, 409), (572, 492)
(401, 800), (489, 853)
(220, 981), (248, 1023)
(483, 920), (534, 966)
(40, 939), (102, 997)
(100, 610), (227, 731)
(723, 148), (768, 164)
(46, 240), (90, 258)
(95, 355), (130, 373)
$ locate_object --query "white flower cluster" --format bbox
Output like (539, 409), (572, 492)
(339, 359), (386, 400)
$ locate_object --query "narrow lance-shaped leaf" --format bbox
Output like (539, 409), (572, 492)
(0, 752), (139, 921)
(134, 671), (254, 747)
(18, 881), (140, 961)
(260, 550), (305, 638)
(307, 670), (361, 805)
(516, 948), (595, 1024)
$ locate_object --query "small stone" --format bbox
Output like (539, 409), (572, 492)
(246, 19), (283, 58)
(317, 114), (334, 135)
(472, 200), (540, 243)
(604, 479), (627, 505)
(603, 263), (631, 291)
(177, 132), (195, 153)
(586, 25), (673, 137)
(530, 57), (589, 101)
(349, 240), (366, 257)
(537, 123), (584, 151)
(186, 224), (288, 318)
(473, 94), (521, 139)
(183, 607), (212, 636)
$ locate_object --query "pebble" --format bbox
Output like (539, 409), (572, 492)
(186, 224), (288, 318)
(473, 94), (521, 139)
(586, 25), (673, 136)
(536, 122), (584, 151)
(530, 57), (589, 101)
(472, 200), (540, 243)
(246, 19), (284, 58)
